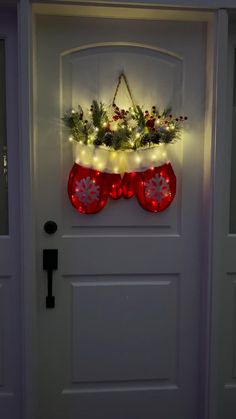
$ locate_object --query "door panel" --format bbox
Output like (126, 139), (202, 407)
(61, 45), (182, 233)
(215, 43), (236, 418)
(0, 7), (21, 419)
(71, 275), (178, 383)
(35, 15), (206, 419)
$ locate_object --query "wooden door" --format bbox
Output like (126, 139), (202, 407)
(35, 13), (207, 419)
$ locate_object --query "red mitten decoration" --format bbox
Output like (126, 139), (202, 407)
(134, 163), (176, 212)
(68, 164), (109, 214)
(122, 172), (137, 199)
(68, 162), (176, 214)
(106, 173), (123, 200)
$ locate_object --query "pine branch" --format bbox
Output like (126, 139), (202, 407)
(134, 106), (146, 130)
(162, 107), (172, 118)
(92, 100), (107, 127)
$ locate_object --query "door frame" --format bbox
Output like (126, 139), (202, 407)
(17, 2), (222, 419)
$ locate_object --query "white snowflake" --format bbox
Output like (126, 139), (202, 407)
(144, 173), (170, 203)
(75, 177), (100, 205)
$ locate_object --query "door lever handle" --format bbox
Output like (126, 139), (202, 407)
(43, 249), (58, 309)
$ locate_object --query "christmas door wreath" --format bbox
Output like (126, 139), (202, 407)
(64, 73), (187, 214)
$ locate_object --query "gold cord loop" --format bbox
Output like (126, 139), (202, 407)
(112, 73), (136, 109)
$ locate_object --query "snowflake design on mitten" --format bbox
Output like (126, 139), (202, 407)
(144, 173), (170, 203)
(75, 177), (100, 205)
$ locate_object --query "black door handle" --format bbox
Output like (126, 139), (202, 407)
(43, 249), (58, 309)
(44, 220), (58, 235)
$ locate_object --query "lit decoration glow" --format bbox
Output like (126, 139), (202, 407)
(64, 73), (186, 214)
(73, 142), (169, 174)
(68, 162), (176, 214)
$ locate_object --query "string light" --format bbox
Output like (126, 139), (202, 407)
(68, 162), (176, 214)
(75, 144), (169, 173)
(69, 136), (73, 142)
(98, 163), (105, 170)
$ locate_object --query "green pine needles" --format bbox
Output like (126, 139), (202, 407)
(63, 101), (187, 151)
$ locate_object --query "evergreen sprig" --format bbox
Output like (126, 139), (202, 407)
(92, 100), (107, 128)
(63, 102), (187, 151)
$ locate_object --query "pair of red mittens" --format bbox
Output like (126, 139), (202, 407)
(68, 163), (176, 214)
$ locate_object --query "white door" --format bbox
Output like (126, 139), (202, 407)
(35, 12), (207, 419)
(0, 6), (21, 419)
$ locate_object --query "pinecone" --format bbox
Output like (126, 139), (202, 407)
(94, 137), (102, 146)
(103, 132), (113, 147)
(140, 132), (161, 147)
(140, 133), (151, 146)
(150, 132), (161, 144)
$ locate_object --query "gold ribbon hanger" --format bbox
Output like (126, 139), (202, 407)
(112, 73), (136, 109)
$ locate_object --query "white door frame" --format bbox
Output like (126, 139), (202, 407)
(17, 2), (224, 418)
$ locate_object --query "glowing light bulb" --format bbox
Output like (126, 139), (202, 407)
(95, 127), (99, 132)
(166, 126), (170, 131)
(135, 155), (141, 163)
(103, 122), (107, 127)
(136, 133), (140, 139)
(79, 140), (83, 144)
(69, 136), (73, 142)
(129, 127), (132, 132)
(71, 109), (75, 114)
